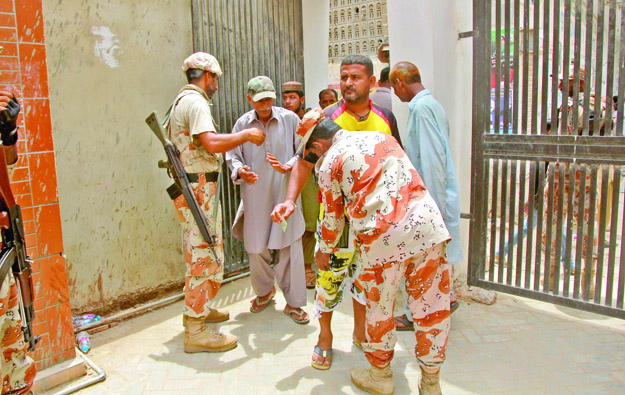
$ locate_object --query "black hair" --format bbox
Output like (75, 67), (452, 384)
(318, 89), (338, 101)
(283, 90), (305, 98)
(306, 118), (341, 149)
(186, 68), (206, 83)
(379, 67), (390, 83)
(341, 54), (374, 76)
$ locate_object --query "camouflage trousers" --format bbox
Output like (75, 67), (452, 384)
(173, 175), (225, 318)
(360, 242), (450, 370)
(542, 163), (599, 260)
(1, 273), (36, 394)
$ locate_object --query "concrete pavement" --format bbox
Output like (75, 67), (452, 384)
(43, 276), (625, 394)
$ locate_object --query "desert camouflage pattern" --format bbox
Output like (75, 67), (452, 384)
(181, 52), (222, 76)
(543, 95), (602, 263)
(316, 130), (450, 265)
(542, 163), (600, 262)
(1, 273), (36, 394)
(360, 243), (450, 369)
(315, 129), (451, 368)
(173, 174), (224, 318)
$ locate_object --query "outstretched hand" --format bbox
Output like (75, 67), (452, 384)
(245, 127), (266, 146)
(266, 153), (292, 174)
(271, 201), (295, 223)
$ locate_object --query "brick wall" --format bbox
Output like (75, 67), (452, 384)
(0, 0), (75, 369)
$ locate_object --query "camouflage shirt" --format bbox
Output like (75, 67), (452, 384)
(169, 84), (220, 173)
(317, 130), (450, 267)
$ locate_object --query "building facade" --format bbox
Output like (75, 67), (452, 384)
(328, 0), (388, 62)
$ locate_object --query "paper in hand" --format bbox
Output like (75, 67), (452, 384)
(281, 218), (288, 232)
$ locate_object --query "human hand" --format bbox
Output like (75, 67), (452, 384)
(0, 91), (19, 146)
(238, 165), (258, 184)
(315, 250), (331, 271)
(271, 200), (296, 223)
(245, 127), (265, 146)
(266, 153), (292, 174)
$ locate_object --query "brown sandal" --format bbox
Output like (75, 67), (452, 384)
(305, 269), (316, 289)
(250, 287), (276, 313)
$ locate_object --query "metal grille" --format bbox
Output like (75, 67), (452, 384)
(191, 0), (305, 275)
(469, 0), (625, 318)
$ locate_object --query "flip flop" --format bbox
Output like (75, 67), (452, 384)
(250, 288), (276, 313)
(283, 307), (310, 324)
(311, 345), (332, 370)
(305, 269), (316, 289)
(394, 314), (414, 331)
(352, 335), (363, 350)
(451, 301), (460, 314)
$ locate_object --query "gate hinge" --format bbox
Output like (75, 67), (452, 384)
(458, 29), (479, 39)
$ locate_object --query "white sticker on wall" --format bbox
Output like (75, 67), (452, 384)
(92, 26), (122, 68)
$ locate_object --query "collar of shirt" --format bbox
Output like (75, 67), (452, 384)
(375, 87), (392, 94)
(250, 107), (278, 126)
(339, 98), (376, 121)
(180, 84), (211, 103)
(409, 89), (431, 109)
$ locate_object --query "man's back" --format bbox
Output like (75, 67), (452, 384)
(317, 130), (449, 266)
(405, 89), (462, 265)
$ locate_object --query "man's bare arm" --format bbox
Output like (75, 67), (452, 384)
(198, 127), (265, 154)
(270, 157), (314, 223)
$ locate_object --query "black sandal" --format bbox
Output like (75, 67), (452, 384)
(394, 314), (414, 331)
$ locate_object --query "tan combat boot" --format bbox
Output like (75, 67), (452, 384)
(418, 367), (441, 395)
(184, 316), (237, 353)
(350, 365), (394, 395)
(182, 308), (229, 326)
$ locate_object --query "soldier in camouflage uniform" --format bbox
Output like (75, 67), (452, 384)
(295, 112), (451, 395)
(170, 53), (265, 353)
(542, 66), (602, 298)
(0, 91), (36, 394)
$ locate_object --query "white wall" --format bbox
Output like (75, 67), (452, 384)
(302, 0), (330, 108)
(303, 1), (474, 276)
(43, 0), (193, 311)
(387, 1), (473, 276)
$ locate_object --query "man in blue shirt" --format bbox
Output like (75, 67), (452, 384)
(390, 61), (463, 334)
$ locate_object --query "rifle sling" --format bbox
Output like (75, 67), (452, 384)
(0, 247), (15, 284)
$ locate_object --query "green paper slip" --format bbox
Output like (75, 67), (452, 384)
(281, 219), (288, 232)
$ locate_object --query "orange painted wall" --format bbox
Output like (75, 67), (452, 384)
(0, 1), (75, 369)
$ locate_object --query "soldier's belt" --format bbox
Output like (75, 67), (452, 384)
(166, 172), (219, 200)
(187, 172), (219, 183)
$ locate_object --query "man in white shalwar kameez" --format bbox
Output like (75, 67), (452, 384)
(227, 76), (309, 324)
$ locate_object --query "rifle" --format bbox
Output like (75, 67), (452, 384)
(145, 112), (222, 266)
(0, 143), (39, 352)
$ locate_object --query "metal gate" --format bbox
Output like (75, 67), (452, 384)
(191, 0), (305, 275)
(469, 0), (625, 318)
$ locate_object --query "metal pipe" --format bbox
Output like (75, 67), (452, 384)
(75, 271), (250, 333)
(53, 348), (106, 395)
